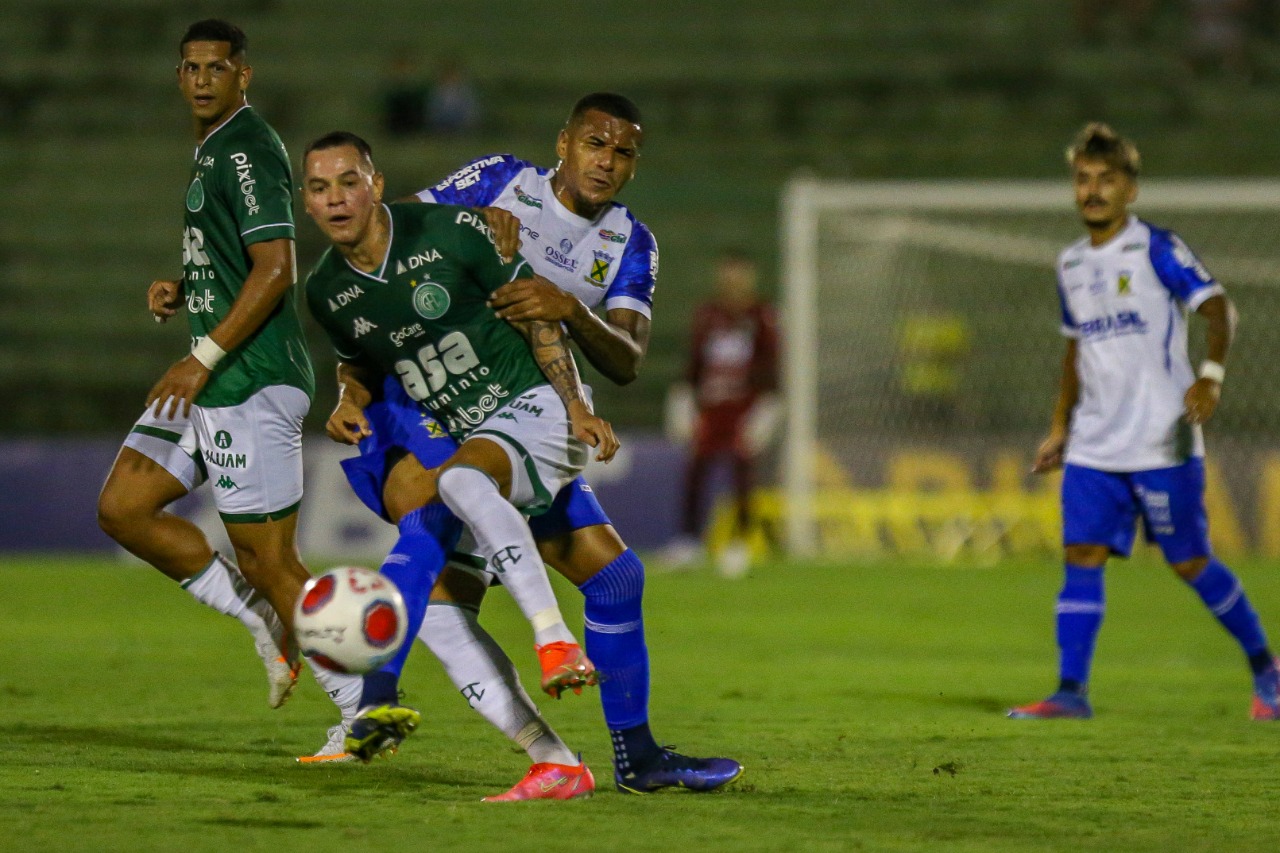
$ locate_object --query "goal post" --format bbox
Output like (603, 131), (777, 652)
(780, 177), (1280, 559)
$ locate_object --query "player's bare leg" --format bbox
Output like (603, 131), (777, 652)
(98, 447), (210, 581)
(99, 447), (298, 707)
(223, 512), (363, 734)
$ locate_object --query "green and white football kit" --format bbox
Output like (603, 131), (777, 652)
(306, 202), (590, 512)
(122, 105), (314, 521)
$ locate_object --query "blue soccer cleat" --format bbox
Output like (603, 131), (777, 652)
(343, 703), (422, 762)
(615, 748), (744, 794)
(1007, 690), (1093, 719)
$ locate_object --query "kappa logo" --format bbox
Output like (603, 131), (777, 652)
(215, 474), (240, 490)
(327, 284), (365, 311)
(395, 249), (443, 275)
(353, 317), (378, 338)
(412, 282), (451, 319)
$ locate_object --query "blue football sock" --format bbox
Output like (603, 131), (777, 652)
(360, 503), (460, 708)
(1188, 559), (1271, 664)
(1056, 563), (1105, 692)
(579, 549), (660, 769)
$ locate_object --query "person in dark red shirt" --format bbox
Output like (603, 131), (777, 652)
(663, 250), (780, 576)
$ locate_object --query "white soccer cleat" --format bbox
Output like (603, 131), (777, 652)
(257, 642), (301, 709)
(296, 722), (357, 764)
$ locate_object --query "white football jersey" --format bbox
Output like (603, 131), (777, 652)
(417, 154), (657, 317)
(1056, 215), (1224, 472)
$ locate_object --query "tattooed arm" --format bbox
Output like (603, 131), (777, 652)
(514, 319), (620, 462)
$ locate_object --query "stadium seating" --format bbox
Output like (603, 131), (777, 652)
(4, 0), (1280, 432)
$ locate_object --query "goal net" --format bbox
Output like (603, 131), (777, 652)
(777, 179), (1280, 560)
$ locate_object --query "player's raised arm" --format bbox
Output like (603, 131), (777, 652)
(1185, 293), (1237, 425)
(513, 318), (619, 463)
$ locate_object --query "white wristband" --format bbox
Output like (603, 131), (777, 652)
(1199, 360), (1225, 384)
(191, 336), (227, 370)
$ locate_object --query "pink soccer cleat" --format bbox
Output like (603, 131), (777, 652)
(482, 761), (595, 802)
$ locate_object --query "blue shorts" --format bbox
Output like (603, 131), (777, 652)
(1061, 459), (1211, 564)
(340, 376), (611, 537)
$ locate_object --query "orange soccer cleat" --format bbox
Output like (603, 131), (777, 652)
(536, 641), (598, 698)
(482, 761), (595, 802)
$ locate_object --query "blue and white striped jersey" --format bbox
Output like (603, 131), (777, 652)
(416, 154), (657, 318)
(1056, 215), (1225, 472)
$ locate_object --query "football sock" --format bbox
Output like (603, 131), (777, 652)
(1056, 563), (1105, 693)
(418, 602), (576, 766)
(437, 465), (574, 646)
(1188, 559), (1271, 664)
(181, 552), (284, 656)
(359, 504), (461, 708)
(579, 549), (661, 769)
(307, 661), (362, 721)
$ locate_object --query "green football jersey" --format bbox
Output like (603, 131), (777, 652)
(183, 105), (314, 407)
(306, 203), (547, 439)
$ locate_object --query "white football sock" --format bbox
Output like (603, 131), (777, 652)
(306, 661), (363, 721)
(182, 552), (284, 656)
(436, 466), (574, 646)
(420, 602), (576, 765)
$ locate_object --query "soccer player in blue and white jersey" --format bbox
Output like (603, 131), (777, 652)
(1009, 123), (1280, 721)
(328, 93), (742, 796)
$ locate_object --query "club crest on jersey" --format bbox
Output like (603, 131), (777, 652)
(1117, 271), (1132, 295)
(186, 178), (205, 212)
(413, 281), (451, 319)
(586, 251), (612, 286)
(420, 417), (449, 439)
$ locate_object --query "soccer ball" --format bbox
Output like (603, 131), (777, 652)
(293, 566), (408, 674)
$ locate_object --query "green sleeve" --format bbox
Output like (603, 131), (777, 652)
(220, 138), (295, 245)
(450, 209), (534, 296)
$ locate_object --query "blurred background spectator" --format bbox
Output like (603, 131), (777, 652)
(426, 57), (481, 135)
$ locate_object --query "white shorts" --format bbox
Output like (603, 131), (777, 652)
(122, 384), (310, 523)
(464, 383), (590, 516)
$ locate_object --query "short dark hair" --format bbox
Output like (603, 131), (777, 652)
(304, 131), (374, 163)
(1066, 122), (1141, 176)
(180, 19), (247, 59)
(568, 92), (642, 128)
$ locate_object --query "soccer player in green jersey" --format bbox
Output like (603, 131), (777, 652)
(302, 132), (618, 784)
(96, 21), (363, 740)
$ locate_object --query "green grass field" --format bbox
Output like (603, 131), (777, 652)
(2, 552), (1279, 852)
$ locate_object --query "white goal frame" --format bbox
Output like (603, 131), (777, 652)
(780, 177), (1280, 556)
